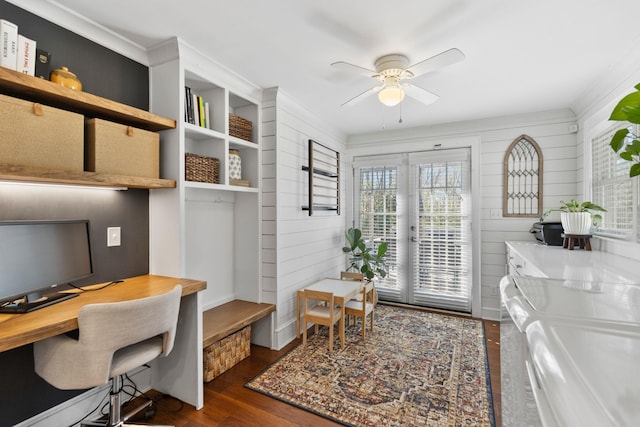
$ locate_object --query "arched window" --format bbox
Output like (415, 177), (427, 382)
(503, 135), (543, 217)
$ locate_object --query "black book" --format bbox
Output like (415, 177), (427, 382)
(185, 86), (194, 124)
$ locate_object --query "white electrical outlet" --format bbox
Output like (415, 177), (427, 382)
(490, 209), (502, 219)
(107, 227), (121, 247)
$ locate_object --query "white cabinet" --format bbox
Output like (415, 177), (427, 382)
(506, 245), (545, 277)
(147, 37), (262, 310)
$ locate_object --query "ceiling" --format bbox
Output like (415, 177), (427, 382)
(42, 0), (640, 136)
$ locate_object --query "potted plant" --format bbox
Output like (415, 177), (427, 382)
(542, 200), (606, 235)
(342, 227), (388, 281)
(609, 83), (640, 177)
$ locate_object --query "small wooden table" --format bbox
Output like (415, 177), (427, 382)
(296, 278), (361, 349)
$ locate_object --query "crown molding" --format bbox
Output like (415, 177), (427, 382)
(6, 0), (149, 65)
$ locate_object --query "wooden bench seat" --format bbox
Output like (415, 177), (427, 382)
(202, 300), (275, 381)
(203, 300), (275, 347)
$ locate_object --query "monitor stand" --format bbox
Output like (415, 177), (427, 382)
(0, 292), (78, 314)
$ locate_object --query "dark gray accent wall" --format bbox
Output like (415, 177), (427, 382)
(0, 1), (154, 425)
(0, 1), (149, 109)
(0, 185), (151, 426)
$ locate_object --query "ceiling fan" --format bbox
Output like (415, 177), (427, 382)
(331, 48), (465, 107)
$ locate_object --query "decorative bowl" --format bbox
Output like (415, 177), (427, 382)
(50, 66), (82, 91)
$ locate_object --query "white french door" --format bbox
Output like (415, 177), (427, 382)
(354, 148), (472, 312)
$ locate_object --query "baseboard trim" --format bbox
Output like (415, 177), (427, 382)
(379, 301), (474, 318)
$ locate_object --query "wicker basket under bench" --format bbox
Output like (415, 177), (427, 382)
(202, 300), (276, 382)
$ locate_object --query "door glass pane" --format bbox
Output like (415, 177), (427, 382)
(414, 158), (471, 312)
(358, 165), (398, 292)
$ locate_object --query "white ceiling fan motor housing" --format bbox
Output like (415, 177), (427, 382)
(374, 54), (414, 79)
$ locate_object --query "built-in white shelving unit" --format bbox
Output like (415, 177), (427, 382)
(147, 37), (263, 312)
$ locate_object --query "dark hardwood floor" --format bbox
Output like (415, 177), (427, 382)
(146, 318), (501, 427)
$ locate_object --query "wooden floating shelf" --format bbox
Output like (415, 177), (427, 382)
(0, 68), (175, 132)
(0, 164), (176, 190)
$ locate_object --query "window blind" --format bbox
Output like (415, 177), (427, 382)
(409, 150), (471, 312)
(356, 162), (399, 292)
(591, 122), (638, 240)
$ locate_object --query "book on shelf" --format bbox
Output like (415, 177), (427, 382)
(192, 92), (199, 126)
(0, 19), (18, 71)
(204, 101), (210, 129)
(35, 48), (50, 79)
(185, 86), (194, 124)
(17, 34), (36, 76)
(198, 95), (205, 128)
(184, 86), (211, 129)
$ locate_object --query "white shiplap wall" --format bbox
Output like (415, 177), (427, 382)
(262, 88), (348, 349)
(348, 108), (578, 320)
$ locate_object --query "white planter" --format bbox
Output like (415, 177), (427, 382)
(561, 212), (592, 235)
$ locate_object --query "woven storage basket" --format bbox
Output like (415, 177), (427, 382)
(203, 326), (251, 382)
(185, 153), (219, 183)
(229, 114), (252, 142)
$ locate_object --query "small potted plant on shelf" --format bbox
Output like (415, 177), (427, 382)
(342, 227), (388, 281)
(609, 83), (640, 177)
(542, 200), (606, 235)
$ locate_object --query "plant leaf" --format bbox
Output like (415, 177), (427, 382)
(582, 201), (606, 212)
(620, 152), (634, 161)
(609, 89), (640, 122)
(621, 105), (640, 123)
(631, 163), (640, 177)
(377, 241), (388, 257)
(610, 128), (629, 152)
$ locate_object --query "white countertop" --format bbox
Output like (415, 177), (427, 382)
(505, 241), (640, 284)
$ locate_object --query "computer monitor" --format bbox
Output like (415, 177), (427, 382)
(0, 220), (94, 313)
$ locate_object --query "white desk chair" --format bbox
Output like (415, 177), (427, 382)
(33, 285), (182, 427)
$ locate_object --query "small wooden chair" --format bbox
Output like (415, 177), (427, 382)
(340, 271), (365, 326)
(344, 281), (375, 340)
(340, 271), (365, 282)
(302, 289), (343, 351)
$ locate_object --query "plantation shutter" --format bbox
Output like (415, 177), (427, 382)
(591, 122), (639, 240)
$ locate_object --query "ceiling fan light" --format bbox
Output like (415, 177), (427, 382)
(378, 85), (405, 106)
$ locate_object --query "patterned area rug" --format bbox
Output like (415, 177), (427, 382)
(246, 304), (495, 426)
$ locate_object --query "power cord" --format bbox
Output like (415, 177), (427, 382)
(66, 387), (110, 427)
(121, 371), (184, 420)
(67, 280), (124, 293)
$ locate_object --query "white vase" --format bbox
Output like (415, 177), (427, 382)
(560, 212), (592, 235)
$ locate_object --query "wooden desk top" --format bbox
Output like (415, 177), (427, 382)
(0, 274), (206, 352)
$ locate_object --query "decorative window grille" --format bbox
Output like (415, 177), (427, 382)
(503, 135), (543, 217)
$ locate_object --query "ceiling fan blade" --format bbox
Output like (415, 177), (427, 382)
(341, 85), (382, 107)
(407, 48), (465, 78)
(331, 61), (377, 78)
(403, 84), (439, 106)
